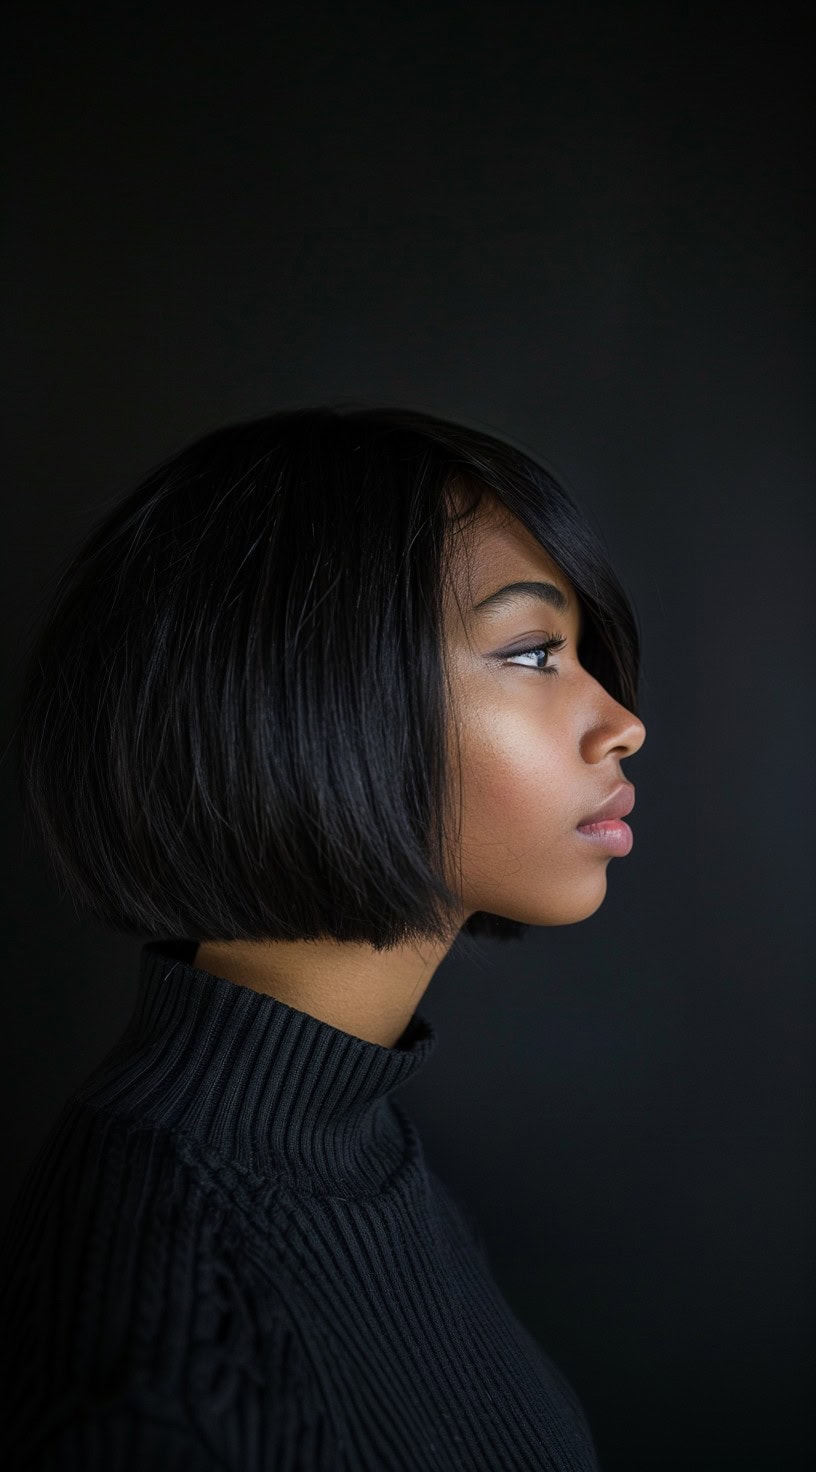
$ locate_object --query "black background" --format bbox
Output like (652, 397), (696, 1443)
(2, 3), (814, 1468)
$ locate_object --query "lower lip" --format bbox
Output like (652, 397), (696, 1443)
(575, 819), (633, 856)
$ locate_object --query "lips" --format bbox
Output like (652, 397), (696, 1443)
(577, 783), (636, 827)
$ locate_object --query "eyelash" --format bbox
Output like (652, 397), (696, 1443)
(502, 633), (568, 677)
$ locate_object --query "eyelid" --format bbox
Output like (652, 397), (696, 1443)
(499, 630), (567, 656)
(501, 631), (565, 652)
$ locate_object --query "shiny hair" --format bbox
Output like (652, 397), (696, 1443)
(15, 402), (641, 953)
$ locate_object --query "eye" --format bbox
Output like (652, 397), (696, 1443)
(502, 633), (567, 677)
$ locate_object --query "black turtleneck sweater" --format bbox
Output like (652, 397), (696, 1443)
(1, 938), (601, 1471)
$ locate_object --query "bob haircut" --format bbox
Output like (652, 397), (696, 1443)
(15, 403), (641, 956)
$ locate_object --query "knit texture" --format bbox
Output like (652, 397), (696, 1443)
(1, 938), (601, 1470)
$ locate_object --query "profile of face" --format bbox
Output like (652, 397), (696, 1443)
(442, 488), (647, 929)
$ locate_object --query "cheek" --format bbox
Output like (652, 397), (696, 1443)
(457, 695), (569, 842)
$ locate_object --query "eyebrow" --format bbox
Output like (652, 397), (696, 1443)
(472, 580), (571, 616)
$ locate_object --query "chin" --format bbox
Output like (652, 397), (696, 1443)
(492, 873), (610, 927)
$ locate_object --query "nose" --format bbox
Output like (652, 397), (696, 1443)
(581, 688), (646, 765)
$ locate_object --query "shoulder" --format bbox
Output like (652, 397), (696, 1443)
(2, 1103), (345, 1470)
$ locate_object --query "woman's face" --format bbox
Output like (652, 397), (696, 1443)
(442, 489), (647, 927)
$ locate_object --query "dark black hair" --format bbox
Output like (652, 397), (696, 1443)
(15, 402), (641, 955)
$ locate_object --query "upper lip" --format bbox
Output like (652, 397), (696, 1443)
(577, 783), (636, 826)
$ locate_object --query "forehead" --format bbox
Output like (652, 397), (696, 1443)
(445, 490), (578, 621)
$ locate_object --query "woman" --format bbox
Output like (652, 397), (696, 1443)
(2, 403), (646, 1469)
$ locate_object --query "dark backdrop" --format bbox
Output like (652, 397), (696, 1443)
(2, 3), (813, 1469)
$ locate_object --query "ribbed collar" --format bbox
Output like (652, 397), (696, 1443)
(72, 938), (439, 1198)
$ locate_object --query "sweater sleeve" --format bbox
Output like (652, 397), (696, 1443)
(0, 1111), (345, 1472)
(27, 1398), (222, 1472)
(11, 1380), (342, 1472)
